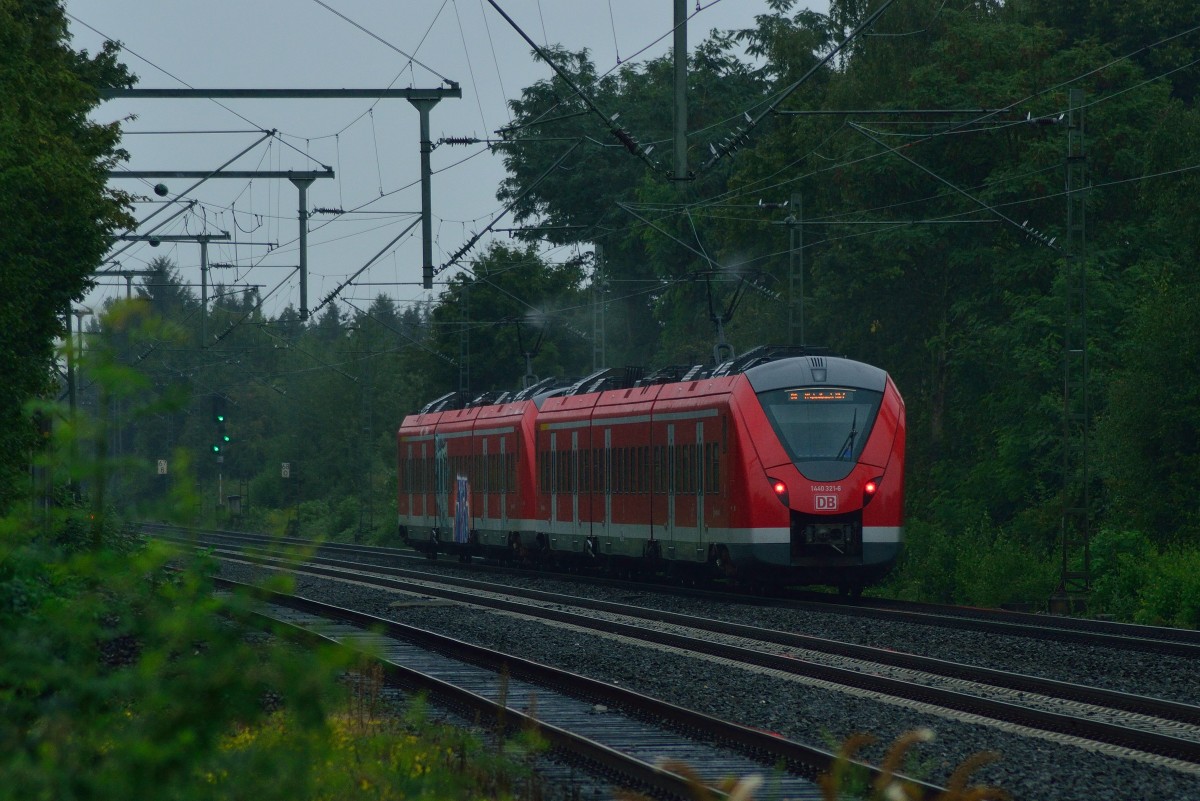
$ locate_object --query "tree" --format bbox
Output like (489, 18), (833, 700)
(0, 0), (134, 511)
(492, 39), (768, 367)
(417, 242), (589, 398)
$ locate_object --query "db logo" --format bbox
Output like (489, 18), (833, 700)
(815, 495), (838, 510)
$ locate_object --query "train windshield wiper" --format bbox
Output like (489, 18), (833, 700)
(837, 409), (858, 461)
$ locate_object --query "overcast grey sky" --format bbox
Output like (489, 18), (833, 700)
(65, 1), (826, 321)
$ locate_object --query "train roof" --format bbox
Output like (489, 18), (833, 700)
(412, 345), (887, 414)
(744, 352), (888, 394)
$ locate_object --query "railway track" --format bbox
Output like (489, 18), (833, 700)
(147, 523), (1200, 658)
(150, 525), (1200, 772)
(224, 578), (939, 800)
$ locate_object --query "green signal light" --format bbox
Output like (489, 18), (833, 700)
(211, 444), (221, 453)
(222, 434), (231, 443)
(216, 414), (225, 422)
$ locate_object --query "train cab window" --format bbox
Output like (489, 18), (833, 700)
(758, 387), (883, 480)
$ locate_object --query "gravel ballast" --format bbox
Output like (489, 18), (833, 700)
(218, 560), (1200, 801)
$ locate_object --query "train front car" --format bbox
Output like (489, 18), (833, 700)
(731, 355), (905, 594)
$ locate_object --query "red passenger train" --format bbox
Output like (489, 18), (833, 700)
(396, 346), (905, 594)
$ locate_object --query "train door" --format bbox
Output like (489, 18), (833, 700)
(434, 434), (450, 536)
(499, 436), (509, 531)
(695, 421), (707, 548)
(548, 431), (558, 532)
(665, 423), (676, 549)
(669, 420), (701, 560)
(602, 427), (612, 546)
(479, 438), (489, 529)
(402, 441), (414, 520)
(418, 440), (429, 520)
(570, 430), (583, 543)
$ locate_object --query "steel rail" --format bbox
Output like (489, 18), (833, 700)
(219, 578), (932, 797)
(183, 539), (1200, 766)
(144, 522), (1200, 657)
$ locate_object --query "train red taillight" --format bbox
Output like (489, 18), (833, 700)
(771, 479), (789, 507)
(863, 477), (882, 506)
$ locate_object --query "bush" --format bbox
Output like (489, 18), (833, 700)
(954, 523), (1058, 609)
(1137, 547), (1200, 628)
(883, 516), (1058, 609)
(1064, 528), (1200, 628)
(1088, 528), (1156, 621)
(884, 519), (959, 603)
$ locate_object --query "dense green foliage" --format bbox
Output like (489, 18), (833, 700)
(0, 508), (545, 799)
(0, 0), (134, 512)
(6, 0), (1200, 621)
(3, 339), (547, 799)
(0, 2), (1194, 794)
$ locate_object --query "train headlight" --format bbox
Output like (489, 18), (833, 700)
(770, 479), (789, 507)
(863, 477), (882, 506)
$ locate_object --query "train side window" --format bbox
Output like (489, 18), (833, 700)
(633, 446), (641, 494)
(692, 444), (700, 493)
(625, 447), (631, 494)
(657, 443), (667, 494)
(617, 447), (625, 494)
(619, 447), (626, 494)
(691, 445), (698, 493)
(630, 446), (637, 494)
(631, 446), (639, 493)
(637, 446), (643, 494)
(708, 443), (716, 494)
(689, 444), (697, 493)
(614, 447), (622, 494)
(674, 445), (681, 493)
(624, 447), (631, 494)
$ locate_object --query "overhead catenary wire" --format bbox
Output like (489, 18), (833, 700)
(308, 0), (458, 88)
(309, 217), (423, 318)
(80, 5), (1200, 359)
(435, 139), (583, 277)
(701, 0), (897, 171)
(484, 0), (658, 170)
